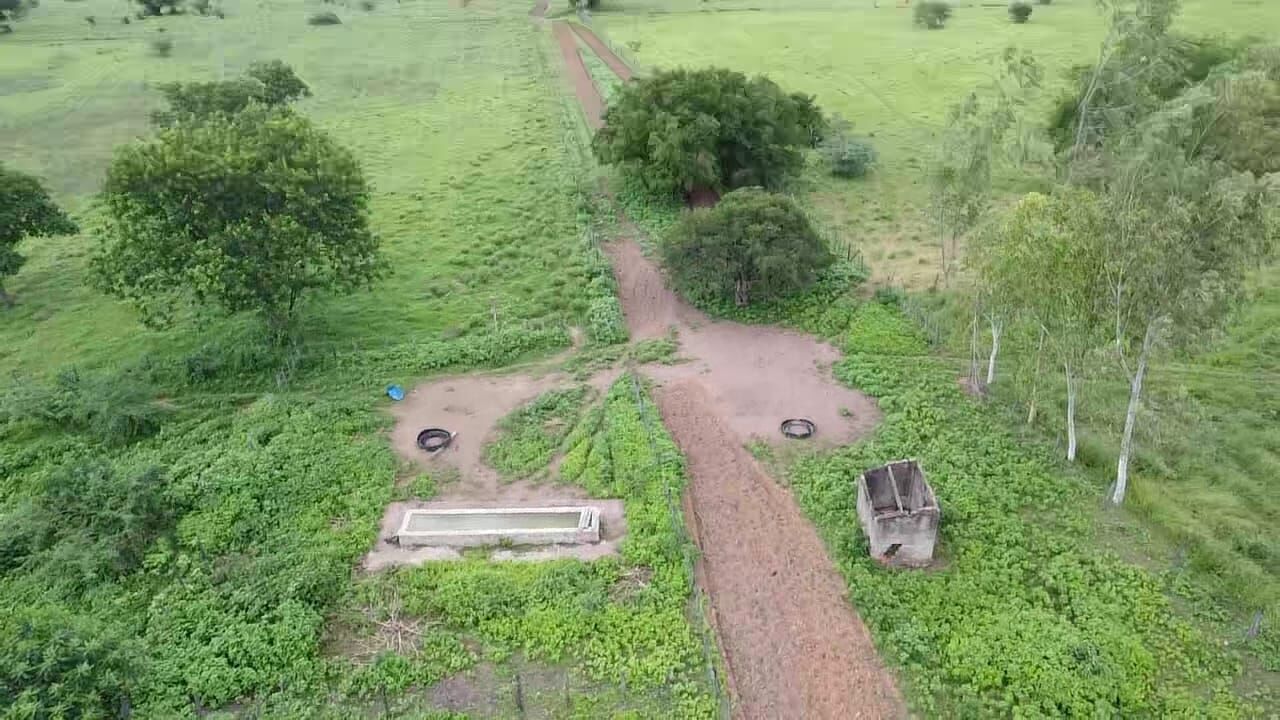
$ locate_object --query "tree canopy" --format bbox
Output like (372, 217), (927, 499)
(93, 108), (384, 335)
(660, 188), (832, 307)
(592, 68), (824, 196)
(151, 60), (311, 128)
(0, 164), (78, 307)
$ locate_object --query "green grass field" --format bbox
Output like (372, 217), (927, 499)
(595, 0), (1280, 287)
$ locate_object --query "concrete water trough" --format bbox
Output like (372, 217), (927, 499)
(394, 506), (601, 548)
(856, 459), (939, 566)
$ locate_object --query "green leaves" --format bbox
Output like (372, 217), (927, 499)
(593, 68), (822, 195)
(661, 188), (833, 307)
(93, 108), (385, 334)
(0, 163), (78, 303)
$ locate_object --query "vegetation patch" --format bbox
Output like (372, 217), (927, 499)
(788, 303), (1252, 715)
(484, 385), (592, 480)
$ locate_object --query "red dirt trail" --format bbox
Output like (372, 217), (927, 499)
(569, 22), (634, 81)
(548, 16), (907, 720)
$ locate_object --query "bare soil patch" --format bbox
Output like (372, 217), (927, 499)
(656, 380), (905, 719)
(552, 22), (605, 130)
(568, 23), (634, 81)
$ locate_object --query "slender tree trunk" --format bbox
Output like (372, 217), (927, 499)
(1112, 320), (1156, 506)
(1028, 325), (1045, 424)
(968, 306), (981, 387)
(1064, 361), (1078, 461)
(986, 314), (1002, 386)
(734, 278), (749, 307)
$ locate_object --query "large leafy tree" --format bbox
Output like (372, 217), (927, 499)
(661, 188), (832, 307)
(0, 164), (78, 308)
(93, 108), (384, 337)
(151, 60), (311, 128)
(592, 68), (824, 196)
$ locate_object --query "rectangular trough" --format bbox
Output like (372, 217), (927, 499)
(856, 459), (939, 566)
(395, 506), (601, 548)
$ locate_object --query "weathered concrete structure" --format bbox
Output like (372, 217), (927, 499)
(394, 506), (600, 548)
(856, 460), (939, 566)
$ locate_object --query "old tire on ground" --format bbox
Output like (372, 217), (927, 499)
(780, 418), (816, 440)
(416, 428), (454, 453)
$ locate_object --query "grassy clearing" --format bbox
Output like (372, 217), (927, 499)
(0, 0), (714, 715)
(593, 0), (1279, 288)
(0, 0), (608, 377)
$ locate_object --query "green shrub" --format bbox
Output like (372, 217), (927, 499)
(662, 188), (833, 307)
(307, 11), (340, 25)
(821, 132), (878, 178)
(913, 0), (952, 29)
(1009, 1), (1032, 23)
(149, 36), (173, 57)
(0, 368), (168, 445)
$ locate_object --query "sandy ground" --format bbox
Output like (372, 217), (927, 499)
(569, 23), (634, 81)
(604, 233), (882, 445)
(552, 23), (605, 130)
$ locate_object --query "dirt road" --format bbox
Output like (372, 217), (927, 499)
(548, 18), (907, 720)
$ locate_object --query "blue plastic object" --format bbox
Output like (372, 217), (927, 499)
(386, 384), (405, 402)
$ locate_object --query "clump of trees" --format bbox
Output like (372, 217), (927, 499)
(151, 59), (311, 127)
(958, 0), (1279, 505)
(592, 68), (823, 197)
(0, 0), (30, 32)
(914, 1), (952, 30)
(661, 188), (833, 307)
(0, 163), (78, 308)
(134, 0), (183, 17)
(1009, 1), (1032, 23)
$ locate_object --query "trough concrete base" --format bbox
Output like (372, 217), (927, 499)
(396, 506), (601, 548)
(363, 498), (626, 569)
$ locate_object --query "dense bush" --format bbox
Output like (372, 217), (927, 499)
(0, 163), (78, 308)
(661, 188), (833, 307)
(0, 368), (168, 444)
(307, 10), (340, 25)
(593, 67), (824, 195)
(913, 0), (952, 29)
(1009, 1), (1032, 23)
(151, 59), (311, 127)
(821, 131), (878, 178)
(94, 107), (382, 337)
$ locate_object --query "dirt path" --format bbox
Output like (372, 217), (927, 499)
(568, 23), (634, 81)
(658, 381), (904, 719)
(550, 20), (907, 718)
(551, 23), (605, 130)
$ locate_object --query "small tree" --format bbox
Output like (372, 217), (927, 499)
(661, 188), (833, 307)
(593, 68), (824, 196)
(820, 116), (878, 178)
(1009, 2), (1032, 23)
(151, 60), (311, 127)
(0, 164), (78, 308)
(975, 190), (1107, 460)
(914, 1), (952, 30)
(93, 109), (384, 338)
